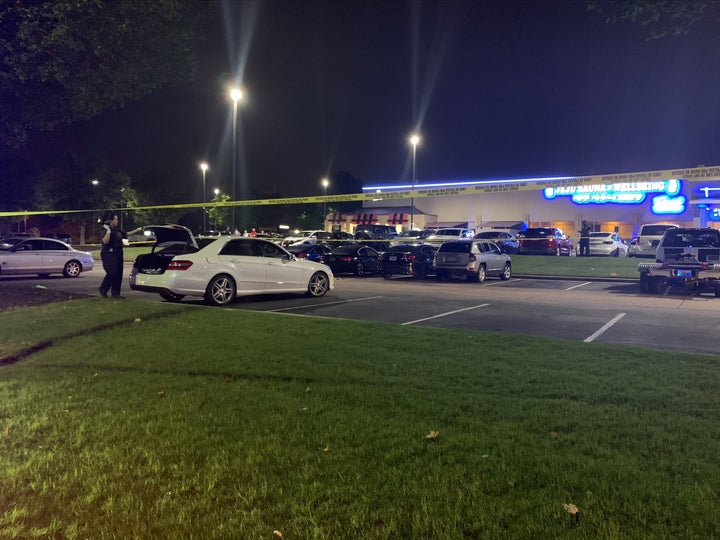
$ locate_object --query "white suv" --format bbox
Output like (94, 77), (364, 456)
(634, 223), (678, 258)
(654, 227), (720, 263)
(425, 228), (475, 246)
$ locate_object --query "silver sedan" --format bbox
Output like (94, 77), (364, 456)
(0, 237), (94, 277)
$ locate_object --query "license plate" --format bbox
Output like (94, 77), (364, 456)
(443, 257), (458, 263)
(388, 255), (397, 261)
(327, 256), (336, 262)
(675, 269), (693, 277)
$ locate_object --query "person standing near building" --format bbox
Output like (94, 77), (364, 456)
(99, 212), (143, 298)
(578, 220), (591, 256)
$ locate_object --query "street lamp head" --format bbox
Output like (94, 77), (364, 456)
(409, 134), (421, 147)
(214, 188), (220, 195)
(322, 178), (329, 189)
(91, 179), (99, 186)
(200, 162), (209, 172)
(230, 87), (244, 103)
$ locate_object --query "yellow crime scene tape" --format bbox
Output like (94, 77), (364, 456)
(1, 165), (719, 218)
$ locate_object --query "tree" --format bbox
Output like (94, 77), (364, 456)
(587, 0), (718, 39)
(0, 0), (213, 147)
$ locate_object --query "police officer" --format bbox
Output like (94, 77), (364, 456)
(578, 220), (591, 257)
(99, 212), (143, 298)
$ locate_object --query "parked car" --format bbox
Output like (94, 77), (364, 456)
(353, 225), (398, 249)
(0, 237), (94, 278)
(473, 231), (519, 254)
(130, 226), (334, 305)
(517, 227), (573, 256)
(634, 223), (679, 258)
(323, 244), (381, 276)
(379, 243), (438, 279)
(654, 227), (720, 263)
(578, 232), (629, 257)
(390, 230), (424, 245)
(424, 227), (475, 246)
(50, 232), (73, 244)
(287, 243), (334, 263)
(280, 230), (324, 247)
(434, 240), (511, 282)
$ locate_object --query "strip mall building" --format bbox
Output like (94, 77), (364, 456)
(325, 165), (720, 242)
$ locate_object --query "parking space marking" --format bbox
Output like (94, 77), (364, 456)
(584, 313), (626, 342)
(265, 295), (383, 312)
(402, 303), (490, 326)
(566, 281), (592, 291)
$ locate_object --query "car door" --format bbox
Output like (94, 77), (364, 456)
(479, 242), (501, 272)
(6, 239), (46, 274)
(41, 239), (72, 272)
(257, 240), (306, 291)
(358, 246), (380, 272)
(217, 239), (267, 293)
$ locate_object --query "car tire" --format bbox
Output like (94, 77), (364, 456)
(306, 271), (330, 297)
(63, 260), (82, 278)
(204, 274), (236, 306)
(651, 277), (666, 295)
(159, 291), (185, 302)
(470, 264), (486, 283)
(639, 273), (650, 293)
(499, 263), (511, 280)
(612, 248), (619, 257)
(356, 262), (365, 276)
(555, 247), (561, 256)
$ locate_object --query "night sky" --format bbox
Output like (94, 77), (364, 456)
(16, 0), (720, 201)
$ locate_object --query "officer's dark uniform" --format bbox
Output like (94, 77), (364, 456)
(99, 226), (128, 298)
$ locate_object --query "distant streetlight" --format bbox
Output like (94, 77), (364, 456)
(213, 187), (220, 230)
(230, 87), (244, 230)
(321, 177), (329, 230)
(409, 134), (421, 230)
(200, 162), (209, 232)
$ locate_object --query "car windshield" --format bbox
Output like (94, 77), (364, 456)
(438, 242), (471, 253)
(641, 225), (676, 235)
(0, 238), (23, 249)
(435, 229), (461, 236)
(663, 230), (720, 248)
(520, 228), (552, 238)
(476, 232), (502, 239)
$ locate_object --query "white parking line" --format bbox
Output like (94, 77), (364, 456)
(584, 313), (626, 342)
(402, 303), (490, 326)
(566, 281), (592, 291)
(265, 295), (383, 312)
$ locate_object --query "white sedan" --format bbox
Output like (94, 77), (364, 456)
(129, 227), (334, 306)
(583, 232), (630, 257)
(0, 237), (94, 277)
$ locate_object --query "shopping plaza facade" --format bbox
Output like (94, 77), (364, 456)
(325, 165), (720, 242)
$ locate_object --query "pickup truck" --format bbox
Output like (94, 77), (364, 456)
(638, 227), (720, 296)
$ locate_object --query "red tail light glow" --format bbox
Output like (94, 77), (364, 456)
(296, 252), (307, 259)
(340, 256), (353, 262)
(167, 260), (193, 271)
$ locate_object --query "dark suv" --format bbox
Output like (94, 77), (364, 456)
(354, 225), (398, 249)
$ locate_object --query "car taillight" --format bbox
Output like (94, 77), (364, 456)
(296, 252), (307, 259)
(167, 260), (193, 271)
(468, 254), (477, 262)
(406, 254), (416, 262)
(340, 256), (353, 262)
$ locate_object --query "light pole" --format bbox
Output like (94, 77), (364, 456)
(213, 188), (220, 230)
(230, 87), (243, 231)
(200, 162), (209, 232)
(409, 134), (420, 231)
(91, 179), (99, 242)
(321, 177), (329, 230)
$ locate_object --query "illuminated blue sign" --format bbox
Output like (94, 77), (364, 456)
(543, 179), (686, 214)
(708, 207), (720, 221)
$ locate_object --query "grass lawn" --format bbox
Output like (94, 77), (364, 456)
(1, 299), (718, 538)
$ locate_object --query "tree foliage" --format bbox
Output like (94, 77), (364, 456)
(587, 0), (718, 40)
(0, 0), (213, 147)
